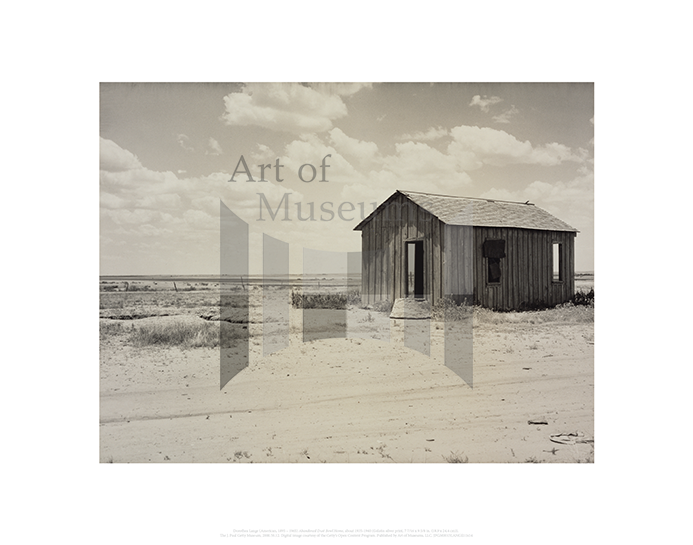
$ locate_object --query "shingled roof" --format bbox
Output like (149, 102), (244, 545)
(354, 190), (578, 232)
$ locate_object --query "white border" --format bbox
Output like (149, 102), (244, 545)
(6, 2), (690, 544)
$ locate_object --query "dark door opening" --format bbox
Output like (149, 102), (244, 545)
(406, 240), (425, 298)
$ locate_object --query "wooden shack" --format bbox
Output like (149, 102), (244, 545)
(353, 190), (578, 311)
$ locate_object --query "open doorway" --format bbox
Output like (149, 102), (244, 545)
(406, 240), (425, 298)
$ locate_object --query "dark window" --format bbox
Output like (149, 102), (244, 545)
(488, 257), (502, 283)
(483, 239), (505, 284)
(482, 239), (506, 258)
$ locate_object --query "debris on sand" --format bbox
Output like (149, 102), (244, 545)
(549, 432), (593, 445)
(199, 308), (256, 323)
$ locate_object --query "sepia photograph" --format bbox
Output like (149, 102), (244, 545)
(100, 82), (594, 464)
(7, 2), (691, 543)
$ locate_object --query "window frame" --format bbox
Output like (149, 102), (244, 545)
(482, 239), (505, 286)
(486, 256), (502, 285)
(552, 241), (564, 283)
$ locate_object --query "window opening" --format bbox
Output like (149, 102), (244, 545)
(488, 257), (501, 283)
(552, 242), (563, 282)
(483, 239), (505, 284)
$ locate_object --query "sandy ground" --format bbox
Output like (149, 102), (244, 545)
(100, 297), (594, 463)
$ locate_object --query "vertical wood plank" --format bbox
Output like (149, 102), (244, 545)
(432, 218), (439, 304)
(363, 223), (368, 304)
(367, 223), (373, 304)
(520, 229), (526, 307)
(363, 223), (369, 304)
(508, 228), (513, 308)
(394, 194), (402, 300)
(386, 204), (392, 304)
(373, 210), (379, 302)
(394, 196), (400, 301)
(362, 223), (367, 304)
(503, 228), (509, 310)
(541, 230), (546, 305)
(528, 229), (533, 306)
(375, 209), (383, 301)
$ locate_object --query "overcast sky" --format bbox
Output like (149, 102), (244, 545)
(100, 82), (593, 275)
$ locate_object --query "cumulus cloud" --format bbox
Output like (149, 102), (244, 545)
(103, 208), (163, 225)
(384, 141), (471, 187)
(111, 224), (173, 238)
(136, 193), (182, 210)
(398, 126), (449, 141)
(447, 125), (586, 169)
(190, 195), (220, 216)
(469, 95), (503, 112)
(523, 174), (594, 212)
(282, 134), (363, 184)
(184, 209), (217, 230)
(101, 140), (276, 273)
(100, 139), (177, 197)
(280, 129), (474, 206)
(177, 134), (194, 152)
(100, 139), (313, 247)
(100, 192), (129, 209)
(250, 143), (276, 164)
(328, 128), (379, 165)
(101, 123), (592, 274)
(100, 137), (142, 172)
(100, 162), (175, 192)
(479, 170), (594, 265)
(282, 128), (476, 192)
(308, 82), (372, 96)
(137, 224), (173, 237)
(492, 105), (519, 124)
(221, 83), (356, 134)
(205, 137), (223, 155)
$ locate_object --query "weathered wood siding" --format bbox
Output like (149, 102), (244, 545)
(360, 195), (576, 311)
(461, 226), (575, 310)
(360, 193), (445, 306)
(443, 224), (474, 303)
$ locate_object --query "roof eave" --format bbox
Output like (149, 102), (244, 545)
(354, 189), (580, 234)
(353, 190), (407, 231)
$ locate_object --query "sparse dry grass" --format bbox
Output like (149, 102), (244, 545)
(100, 290), (220, 311)
(292, 291), (349, 309)
(99, 320), (129, 340)
(129, 319), (221, 348)
(572, 288), (594, 306)
(432, 297), (472, 322)
(370, 299), (392, 314)
(473, 303), (594, 326)
(104, 318), (250, 349)
(576, 447), (595, 463)
(229, 450), (251, 462)
(443, 451), (469, 463)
